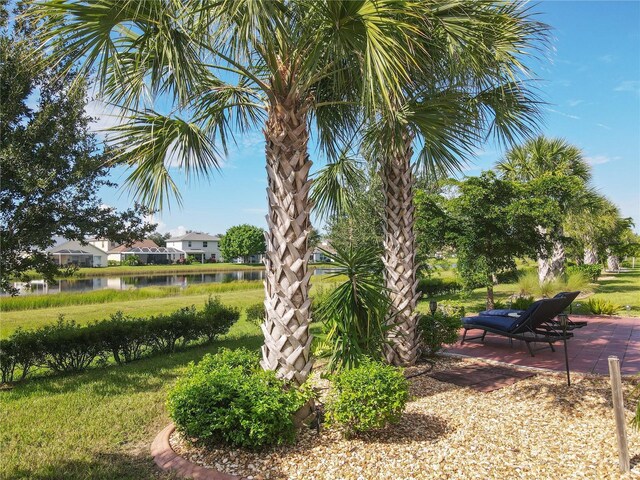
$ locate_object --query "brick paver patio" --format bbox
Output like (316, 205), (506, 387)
(443, 315), (640, 376)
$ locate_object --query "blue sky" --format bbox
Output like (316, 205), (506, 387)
(97, 1), (640, 236)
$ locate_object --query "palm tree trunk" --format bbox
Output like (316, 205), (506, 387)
(583, 244), (598, 265)
(382, 135), (420, 366)
(606, 249), (620, 272)
(261, 97), (313, 386)
(536, 227), (566, 284)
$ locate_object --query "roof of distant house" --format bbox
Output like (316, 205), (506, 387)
(47, 240), (107, 255)
(107, 239), (159, 253)
(166, 233), (220, 242)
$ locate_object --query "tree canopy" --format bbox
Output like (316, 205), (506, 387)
(0, 16), (153, 294)
(219, 224), (266, 263)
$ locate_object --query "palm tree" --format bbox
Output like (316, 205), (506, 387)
(28, 0), (428, 385)
(362, 3), (549, 366)
(497, 136), (591, 284)
(565, 194), (632, 267)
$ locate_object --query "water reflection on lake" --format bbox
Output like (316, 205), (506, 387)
(8, 268), (338, 295)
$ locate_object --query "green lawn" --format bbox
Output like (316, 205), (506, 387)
(0, 325), (264, 479)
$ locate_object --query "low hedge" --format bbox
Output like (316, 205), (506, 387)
(416, 278), (462, 297)
(0, 296), (240, 383)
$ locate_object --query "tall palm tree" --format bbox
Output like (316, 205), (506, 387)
(28, 0), (428, 385)
(362, 2), (549, 366)
(497, 136), (591, 283)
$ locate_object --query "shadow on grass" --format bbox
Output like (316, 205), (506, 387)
(2, 334), (263, 399)
(357, 412), (451, 444)
(7, 451), (178, 480)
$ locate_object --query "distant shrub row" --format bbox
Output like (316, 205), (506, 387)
(0, 297), (239, 383)
(416, 278), (462, 297)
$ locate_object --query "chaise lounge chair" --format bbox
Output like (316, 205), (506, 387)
(478, 291), (585, 329)
(461, 297), (573, 356)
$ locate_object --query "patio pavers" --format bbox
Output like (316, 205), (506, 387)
(442, 314), (640, 376)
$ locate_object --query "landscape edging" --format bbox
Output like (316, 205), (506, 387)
(151, 423), (243, 480)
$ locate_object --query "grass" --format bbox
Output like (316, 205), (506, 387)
(0, 281), (263, 312)
(0, 323), (265, 479)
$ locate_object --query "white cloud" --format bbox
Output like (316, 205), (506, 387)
(546, 108), (580, 120)
(614, 80), (640, 95)
(598, 54), (614, 63)
(85, 99), (125, 135)
(168, 225), (187, 237)
(596, 123), (612, 130)
(566, 99), (584, 108)
(584, 155), (620, 166)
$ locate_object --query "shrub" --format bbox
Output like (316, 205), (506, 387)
(418, 312), (461, 356)
(510, 296), (535, 310)
(0, 329), (41, 383)
(567, 264), (602, 282)
(93, 312), (150, 364)
(193, 348), (259, 376)
(38, 317), (104, 373)
(245, 302), (265, 326)
(516, 271), (539, 296)
(586, 298), (621, 315)
(147, 306), (204, 352)
(416, 277), (462, 297)
(122, 255), (141, 266)
(197, 296), (240, 341)
(107, 260), (121, 266)
(327, 359), (409, 437)
(168, 348), (308, 449)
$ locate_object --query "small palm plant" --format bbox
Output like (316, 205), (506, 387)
(314, 245), (393, 372)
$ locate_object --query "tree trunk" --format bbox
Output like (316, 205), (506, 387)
(583, 245), (598, 265)
(486, 284), (495, 311)
(538, 238), (566, 284)
(381, 135), (420, 366)
(261, 97), (313, 386)
(607, 249), (620, 272)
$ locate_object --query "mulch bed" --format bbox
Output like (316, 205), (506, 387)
(169, 358), (640, 480)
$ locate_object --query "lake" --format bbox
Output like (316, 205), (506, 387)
(7, 268), (338, 295)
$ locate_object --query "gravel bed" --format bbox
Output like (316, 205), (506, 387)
(170, 358), (640, 479)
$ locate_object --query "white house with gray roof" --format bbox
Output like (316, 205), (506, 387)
(166, 233), (221, 263)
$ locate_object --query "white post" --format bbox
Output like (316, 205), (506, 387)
(608, 356), (630, 473)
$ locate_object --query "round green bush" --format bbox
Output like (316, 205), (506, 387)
(327, 360), (409, 437)
(167, 348), (308, 449)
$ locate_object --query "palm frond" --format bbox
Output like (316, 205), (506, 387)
(310, 155), (366, 222)
(107, 110), (222, 210)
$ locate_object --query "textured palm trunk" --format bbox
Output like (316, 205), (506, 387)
(538, 240), (566, 284)
(606, 249), (620, 272)
(382, 135), (420, 366)
(260, 96), (313, 386)
(583, 245), (598, 265)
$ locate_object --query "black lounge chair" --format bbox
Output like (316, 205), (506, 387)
(478, 291), (585, 329)
(461, 297), (573, 356)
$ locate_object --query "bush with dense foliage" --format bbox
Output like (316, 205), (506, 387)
(586, 298), (620, 316)
(417, 312), (461, 356)
(0, 299), (240, 383)
(168, 348), (308, 449)
(510, 296), (535, 310)
(245, 302), (265, 326)
(567, 264), (602, 282)
(326, 359), (409, 437)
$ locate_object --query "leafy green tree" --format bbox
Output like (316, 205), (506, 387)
(497, 136), (592, 283)
(28, 0), (428, 385)
(147, 232), (170, 247)
(448, 172), (552, 310)
(0, 14), (153, 295)
(219, 224), (266, 263)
